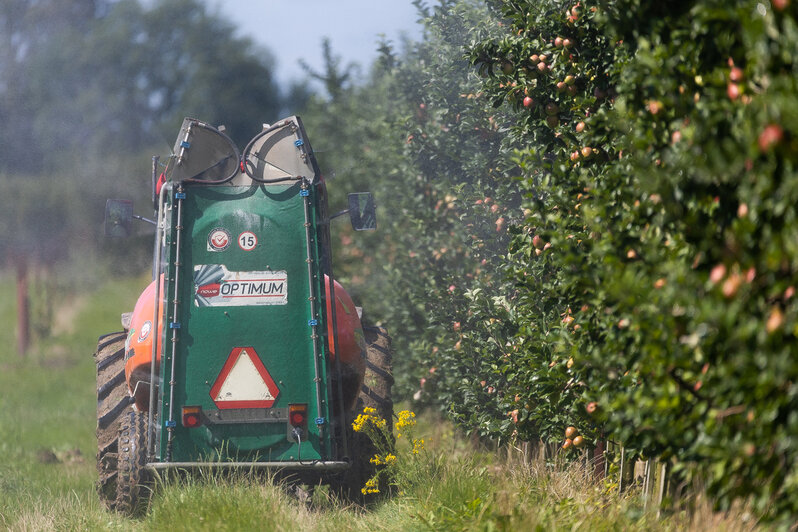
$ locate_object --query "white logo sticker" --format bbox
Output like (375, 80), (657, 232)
(207, 228), (231, 252)
(137, 320), (152, 343)
(194, 264), (287, 307)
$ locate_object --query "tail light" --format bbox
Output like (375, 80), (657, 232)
(289, 403), (308, 427)
(182, 405), (203, 428)
(288, 403), (308, 441)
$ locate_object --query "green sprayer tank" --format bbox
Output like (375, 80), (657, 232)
(96, 116), (393, 515)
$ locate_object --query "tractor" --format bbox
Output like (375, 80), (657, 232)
(96, 116), (393, 515)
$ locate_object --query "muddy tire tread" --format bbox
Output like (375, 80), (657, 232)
(115, 410), (151, 516)
(96, 345), (125, 372)
(95, 331), (130, 510)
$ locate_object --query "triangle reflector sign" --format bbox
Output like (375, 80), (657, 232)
(209, 346), (280, 409)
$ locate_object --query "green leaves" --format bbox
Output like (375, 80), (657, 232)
(299, 0), (797, 523)
(465, 0), (798, 523)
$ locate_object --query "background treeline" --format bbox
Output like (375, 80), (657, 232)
(3, 0), (797, 524)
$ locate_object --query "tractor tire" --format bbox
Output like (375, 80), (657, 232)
(360, 326), (394, 426)
(339, 325), (394, 501)
(115, 409), (151, 516)
(95, 331), (134, 510)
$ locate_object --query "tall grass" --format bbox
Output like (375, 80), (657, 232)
(0, 272), (761, 530)
(0, 272), (147, 529)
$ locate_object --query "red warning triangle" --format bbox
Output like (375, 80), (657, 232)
(209, 347), (280, 409)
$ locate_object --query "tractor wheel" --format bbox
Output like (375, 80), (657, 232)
(340, 325), (394, 501)
(95, 331), (134, 510)
(360, 326), (394, 426)
(115, 409), (151, 516)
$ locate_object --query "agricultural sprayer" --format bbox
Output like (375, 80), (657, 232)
(97, 116), (392, 514)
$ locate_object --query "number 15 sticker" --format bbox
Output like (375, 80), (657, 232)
(238, 231), (258, 251)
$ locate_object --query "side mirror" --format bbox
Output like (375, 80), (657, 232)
(347, 192), (376, 231)
(105, 199), (133, 237)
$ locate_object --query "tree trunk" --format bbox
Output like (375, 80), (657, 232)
(593, 437), (606, 480)
(15, 256), (29, 356)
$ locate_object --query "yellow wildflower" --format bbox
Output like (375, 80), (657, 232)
(361, 477), (380, 495)
(352, 413), (367, 432)
(395, 410), (417, 437)
(353, 407), (387, 432)
(370, 453), (396, 466)
(412, 438), (425, 455)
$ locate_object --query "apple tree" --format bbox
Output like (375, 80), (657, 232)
(472, 0), (798, 522)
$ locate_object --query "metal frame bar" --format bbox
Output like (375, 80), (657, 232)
(325, 245), (348, 459)
(146, 460), (349, 471)
(147, 182), (170, 459)
(301, 179), (326, 444)
(165, 184), (186, 461)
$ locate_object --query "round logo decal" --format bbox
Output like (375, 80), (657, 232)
(138, 320), (152, 343)
(238, 231), (258, 251)
(208, 228), (231, 251)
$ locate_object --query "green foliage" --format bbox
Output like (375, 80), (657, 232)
(298, 2), (526, 431)
(468, 0), (798, 523)
(0, 0), (282, 174)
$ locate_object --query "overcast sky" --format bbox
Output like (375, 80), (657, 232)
(206, 1), (425, 86)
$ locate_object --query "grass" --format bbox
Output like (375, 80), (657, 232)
(0, 272), (147, 529)
(0, 272), (763, 531)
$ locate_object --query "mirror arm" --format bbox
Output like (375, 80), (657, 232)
(322, 209), (350, 224)
(133, 214), (157, 226)
(328, 208), (351, 221)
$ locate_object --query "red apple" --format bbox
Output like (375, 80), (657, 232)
(727, 82), (740, 100)
(758, 123), (784, 151)
(709, 264), (726, 284)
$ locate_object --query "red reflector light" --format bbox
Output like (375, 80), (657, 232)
(288, 404), (308, 427)
(182, 406), (203, 428)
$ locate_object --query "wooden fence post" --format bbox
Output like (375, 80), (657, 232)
(15, 255), (29, 356)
